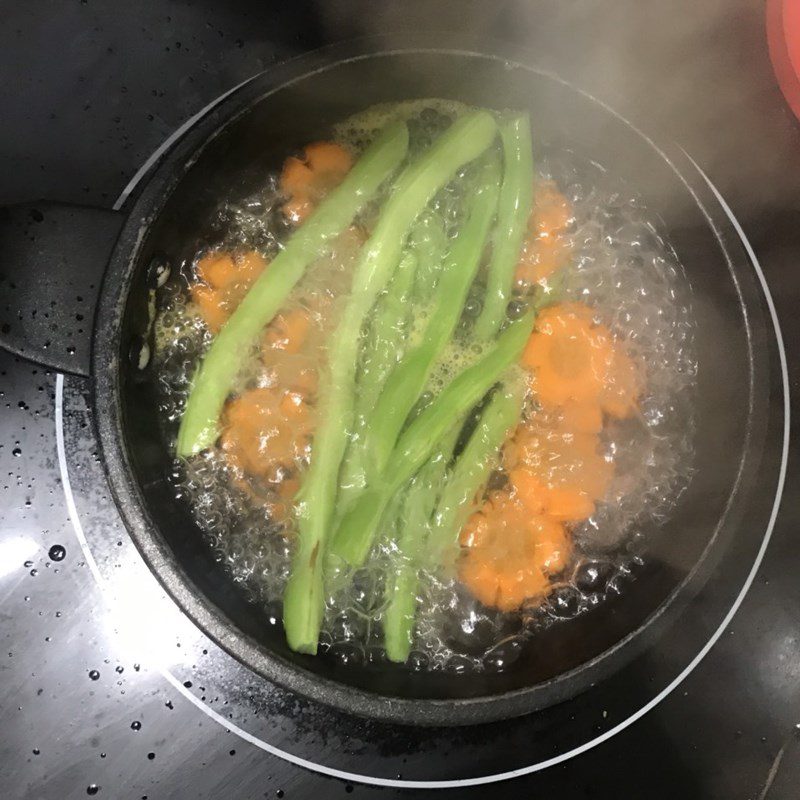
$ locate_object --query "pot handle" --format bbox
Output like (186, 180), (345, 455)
(0, 202), (124, 377)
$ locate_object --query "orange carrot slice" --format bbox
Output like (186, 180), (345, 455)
(220, 387), (312, 480)
(515, 180), (573, 285)
(522, 302), (640, 418)
(196, 251), (238, 290)
(505, 417), (613, 523)
(530, 180), (572, 240)
(263, 307), (311, 355)
(280, 141), (353, 224)
(459, 492), (570, 611)
(191, 284), (230, 334)
(190, 250), (268, 333)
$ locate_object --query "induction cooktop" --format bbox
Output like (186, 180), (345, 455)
(1, 2), (799, 799)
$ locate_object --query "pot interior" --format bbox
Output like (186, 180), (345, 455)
(113, 50), (764, 712)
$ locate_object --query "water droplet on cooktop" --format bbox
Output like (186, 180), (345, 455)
(48, 544), (66, 562)
(88, 670), (100, 681)
(12, 447), (21, 457)
(29, 569), (37, 577)
(23, 560), (33, 568)
(115, 666), (123, 674)
(100, 752), (106, 759)
(147, 752), (155, 760)
(130, 720), (141, 731)
(86, 785), (99, 796)
(32, 748), (40, 755)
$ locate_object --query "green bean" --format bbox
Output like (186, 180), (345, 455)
(410, 211), (448, 301)
(176, 120), (410, 456)
(473, 115), (534, 340)
(337, 208), (449, 512)
(361, 155), (501, 479)
(383, 425), (460, 663)
(329, 312), (534, 568)
(337, 251), (418, 514)
(429, 374), (526, 565)
(283, 110), (499, 654)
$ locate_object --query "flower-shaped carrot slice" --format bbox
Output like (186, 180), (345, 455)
(505, 412), (613, 523)
(263, 307), (311, 355)
(459, 492), (570, 611)
(280, 141), (354, 224)
(220, 386), (313, 481)
(531, 180), (572, 237)
(522, 302), (640, 418)
(515, 180), (574, 285)
(190, 250), (268, 333)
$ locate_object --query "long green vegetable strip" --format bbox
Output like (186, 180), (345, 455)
(383, 425), (461, 662)
(336, 251), (418, 514)
(175, 121), (410, 456)
(283, 110), (499, 653)
(473, 115), (534, 340)
(328, 312), (535, 568)
(337, 212), (449, 511)
(428, 373), (526, 565)
(361, 155), (502, 479)
(410, 211), (448, 301)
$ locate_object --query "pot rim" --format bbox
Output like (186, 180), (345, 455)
(91, 34), (773, 726)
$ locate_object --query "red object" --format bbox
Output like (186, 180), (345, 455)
(767, 0), (800, 121)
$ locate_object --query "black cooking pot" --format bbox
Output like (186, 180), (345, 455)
(0, 37), (777, 726)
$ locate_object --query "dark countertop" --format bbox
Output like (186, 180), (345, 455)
(1, 2), (799, 798)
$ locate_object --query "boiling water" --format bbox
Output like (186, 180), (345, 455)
(153, 102), (697, 674)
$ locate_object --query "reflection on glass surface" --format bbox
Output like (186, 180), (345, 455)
(99, 556), (204, 670)
(0, 536), (40, 581)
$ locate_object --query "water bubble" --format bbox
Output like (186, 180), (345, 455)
(130, 720), (141, 731)
(48, 544), (66, 562)
(86, 785), (100, 796)
(407, 651), (429, 672)
(88, 670), (100, 681)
